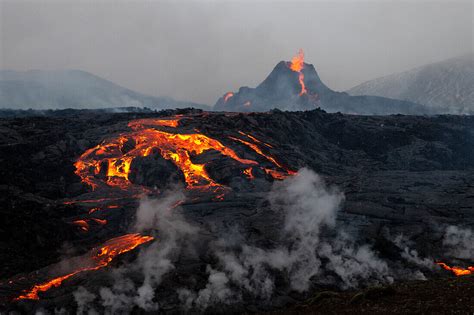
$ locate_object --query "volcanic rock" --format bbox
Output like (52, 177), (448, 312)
(0, 108), (473, 313)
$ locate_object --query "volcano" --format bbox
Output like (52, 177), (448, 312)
(215, 50), (433, 115)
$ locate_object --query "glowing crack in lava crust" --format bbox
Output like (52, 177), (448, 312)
(289, 49), (307, 96)
(75, 117), (294, 194)
(15, 234), (153, 300)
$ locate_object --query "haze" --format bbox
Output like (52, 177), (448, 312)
(1, 0), (472, 105)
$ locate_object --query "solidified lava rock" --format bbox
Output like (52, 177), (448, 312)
(129, 151), (185, 189)
(0, 108), (473, 312)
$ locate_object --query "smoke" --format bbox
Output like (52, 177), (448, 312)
(72, 186), (199, 313)
(130, 190), (199, 311)
(177, 168), (395, 310)
(73, 286), (97, 314)
(73, 168), (455, 313)
(391, 233), (435, 272)
(178, 266), (236, 310)
(318, 232), (392, 288)
(443, 225), (474, 259)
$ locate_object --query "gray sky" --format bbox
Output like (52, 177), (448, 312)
(1, 0), (473, 105)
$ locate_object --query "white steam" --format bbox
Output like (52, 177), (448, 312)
(88, 187), (198, 313)
(392, 233), (435, 272)
(180, 168), (393, 309)
(443, 225), (474, 259)
(73, 286), (97, 314)
(73, 168), (455, 313)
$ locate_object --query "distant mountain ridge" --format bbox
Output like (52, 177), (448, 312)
(348, 54), (474, 114)
(214, 54), (434, 115)
(0, 69), (208, 110)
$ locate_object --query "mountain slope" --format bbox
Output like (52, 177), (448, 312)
(0, 69), (207, 110)
(348, 54), (474, 114)
(214, 52), (432, 115)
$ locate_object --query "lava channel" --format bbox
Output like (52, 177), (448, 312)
(15, 233), (153, 300)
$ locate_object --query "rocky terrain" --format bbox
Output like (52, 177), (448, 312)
(348, 54), (474, 114)
(268, 274), (474, 314)
(0, 108), (473, 313)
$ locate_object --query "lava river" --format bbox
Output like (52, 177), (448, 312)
(15, 234), (153, 300)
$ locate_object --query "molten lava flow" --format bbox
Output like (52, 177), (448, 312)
(229, 136), (279, 166)
(75, 120), (258, 193)
(263, 168), (290, 180)
(243, 167), (254, 179)
(91, 218), (107, 225)
(64, 197), (123, 205)
(15, 234), (153, 300)
(72, 220), (89, 232)
(88, 207), (101, 214)
(228, 135), (295, 179)
(437, 262), (474, 276)
(224, 92), (234, 103)
(15, 273), (77, 301)
(129, 117), (181, 129)
(289, 49), (307, 96)
(74, 136), (133, 190)
(238, 131), (273, 148)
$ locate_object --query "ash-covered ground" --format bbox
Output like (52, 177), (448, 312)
(0, 108), (473, 314)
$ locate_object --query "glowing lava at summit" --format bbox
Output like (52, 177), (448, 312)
(289, 49), (307, 96)
(224, 92), (234, 103)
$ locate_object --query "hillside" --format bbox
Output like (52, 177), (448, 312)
(348, 54), (474, 114)
(0, 69), (207, 110)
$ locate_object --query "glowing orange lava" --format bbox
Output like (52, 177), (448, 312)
(15, 234), (153, 300)
(228, 135), (295, 179)
(224, 92), (234, 103)
(243, 167), (254, 179)
(289, 49), (307, 96)
(63, 197), (123, 205)
(75, 118), (259, 192)
(72, 220), (89, 232)
(129, 117), (181, 129)
(88, 207), (101, 214)
(91, 218), (107, 225)
(238, 131), (273, 148)
(437, 262), (474, 276)
(262, 168), (289, 180)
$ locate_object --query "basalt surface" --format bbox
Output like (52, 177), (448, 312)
(0, 108), (473, 313)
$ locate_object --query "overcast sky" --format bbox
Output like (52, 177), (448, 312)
(1, 0), (472, 105)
